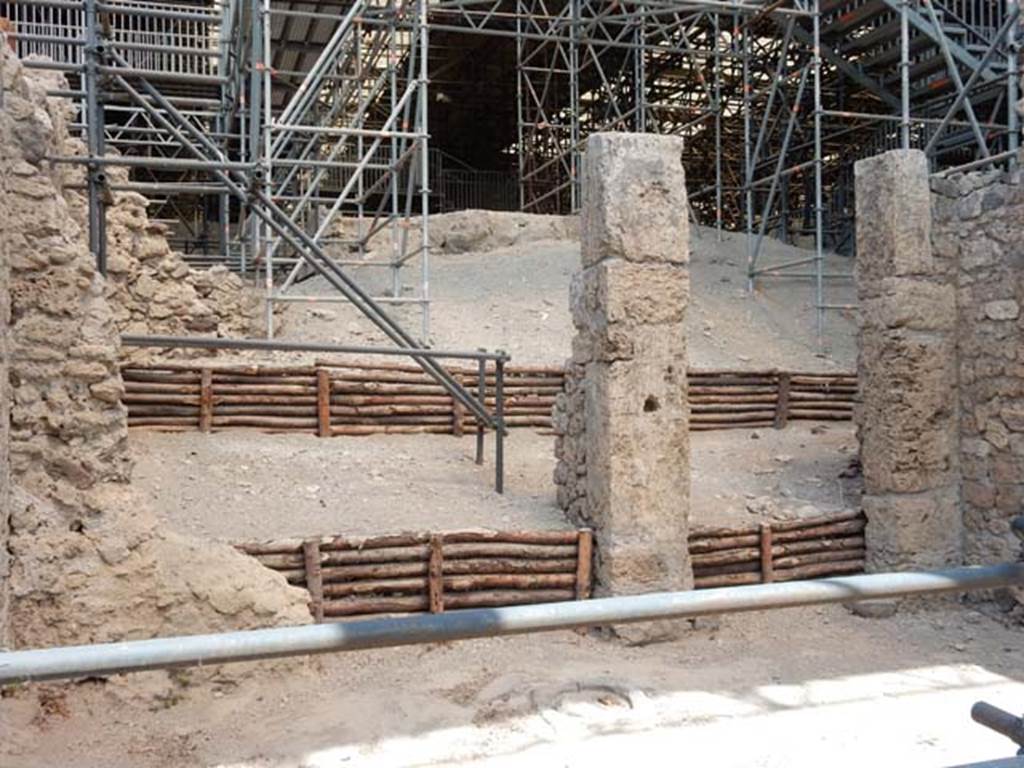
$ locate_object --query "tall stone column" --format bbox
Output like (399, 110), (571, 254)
(559, 132), (691, 642)
(854, 149), (962, 570)
(0, 79), (10, 649)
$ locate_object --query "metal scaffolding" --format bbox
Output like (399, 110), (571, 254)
(1, 0), (1021, 341)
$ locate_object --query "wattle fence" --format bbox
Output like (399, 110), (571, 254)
(237, 511), (866, 621)
(236, 529), (593, 621)
(121, 361), (855, 435)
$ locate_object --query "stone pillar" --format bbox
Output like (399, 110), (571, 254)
(854, 149), (962, 570)
(559, 132), (691, 642)
(0, 97), (9, 649)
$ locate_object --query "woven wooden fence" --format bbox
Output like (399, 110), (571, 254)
(237, 513), (866, 621)
(236, 529), (593, 621)
(122, 361), (855, 435)
(122, 360), (560, 434)
(688, 370), (855, 431)
(689, 511), (867, 588)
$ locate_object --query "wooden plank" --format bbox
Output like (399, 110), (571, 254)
(316, 368), (331, 438)
(576, 529), (593, 599)
(760, 523), (774, 584)
(303, 540), (325, 623)
(199, 368), (213, 433)
(428, 535), (444, 613)
(773, 372), (791, 429)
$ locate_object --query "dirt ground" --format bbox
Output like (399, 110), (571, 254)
(129, 422), (859, 542)
(127, 223), (862, 542)
(7, 223), (1020, 768)
(278, 225), (858, 371)
(4, 603), (1023, 767)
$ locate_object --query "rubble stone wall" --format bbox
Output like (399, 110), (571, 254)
(853, 150), (962, 570)
(103, 187), (265, 349)
(0, 65), (10, 647)
(931, 163), (1024, 565)
(553, 133), (691, 642)
(1, 47), (309, 651)
(53, 133), (266, 355)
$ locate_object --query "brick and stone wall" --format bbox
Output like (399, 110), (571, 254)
(553, 133), (691, 642)
(931, 162), (1024, 566)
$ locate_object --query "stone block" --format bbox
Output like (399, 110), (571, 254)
(857, 330), (958, 493)
(580, 133), (688, 268)
(984, 300), (1020, 321)
(963, 480), (995, 508)
(855, 150), (936, 291)
(859, 277), (956, 332)
(863, 490), (962, 570)
(574, 260), (689, 330)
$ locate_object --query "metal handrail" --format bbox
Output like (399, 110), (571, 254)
(2, 563), (1023, 684)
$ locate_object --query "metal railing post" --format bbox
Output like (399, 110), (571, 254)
(476, 352), (486, 466)
(495, 354), (506, 494)
(84, 0), (107, 274)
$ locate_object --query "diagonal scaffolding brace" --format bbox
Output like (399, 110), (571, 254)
(102, 48), (497, 437)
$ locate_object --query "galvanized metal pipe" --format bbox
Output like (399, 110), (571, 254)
(1008, 0), (1021, 168)
(104, 58), (496, 430)
(900, 0), (911, 149)
(972, 702), (1024, 749)
(83, 0), (107, 275)
(1, 564), (1022, 685)
(495, 356), (506, 494)
(925, 5), (1022, 156)
(120, 334), (508, 362)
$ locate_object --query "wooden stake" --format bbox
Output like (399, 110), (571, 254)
(452, 397), (466, 437)
(575, 529), (593, 599)
(199, 368), (213, 433)
(759, 523), (774, 584)
(303, 540), (325, 623)
(428, 535), (444, 613)
(316, 368), (331, 438)
(774, 372), (791, 429)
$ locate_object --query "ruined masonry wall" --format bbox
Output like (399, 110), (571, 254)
(53, 151), (267, 355)
(49, 120), (265, 352)
(330, 210), (579, 259)
(931, 164), (1024, 565)
(853, 150), (962, 570)
(1, 46), (309, 650)
(104, 187), (265, 348)
(0, 65), (10, 648)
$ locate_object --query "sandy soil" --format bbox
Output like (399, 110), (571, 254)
(277, 226), (857, 371)
(129, 422), (859, 542)
(129, 223), (864, 543)
(4, 604), (1023, 767)
(11, 220), (1010, 768)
